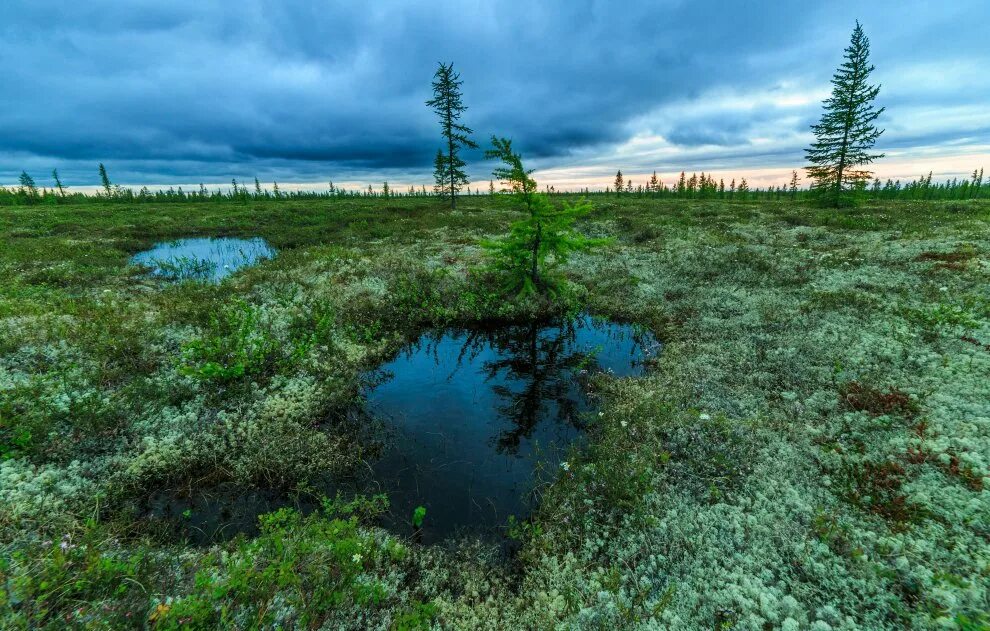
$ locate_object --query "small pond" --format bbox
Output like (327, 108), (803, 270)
(131, 237), (275, 281)
(144, 315), (660, 544)
(363, 314), (659, 542)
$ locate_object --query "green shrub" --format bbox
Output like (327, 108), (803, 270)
(179, 300), (280, 382)
(2, 521), (153, 628)
(154, 499), (394, 629)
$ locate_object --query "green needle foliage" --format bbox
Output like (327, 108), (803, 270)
(52, 168), (66, 197)
(426, 62), (477, 209)
(806, 21), (885, 207)
(98, 162), (113, 197)
(17, 171), (37, 197)
(483, 136), (607, 296)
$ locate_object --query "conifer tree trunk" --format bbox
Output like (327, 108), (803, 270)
(448, 99), (456, 209)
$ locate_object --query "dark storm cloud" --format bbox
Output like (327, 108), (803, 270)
(0, 0), (987, 186)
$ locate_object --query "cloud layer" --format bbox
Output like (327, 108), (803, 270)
(1, 0), (987, 189)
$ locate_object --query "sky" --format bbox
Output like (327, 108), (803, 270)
(1, 0), (988, 192)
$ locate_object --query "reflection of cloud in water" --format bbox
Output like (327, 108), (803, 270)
(363, 314), (660, 542)
(131, 237), (275, 282)
(142, 316), (660, 546)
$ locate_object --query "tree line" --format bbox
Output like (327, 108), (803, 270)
(3, 166), (985, 206)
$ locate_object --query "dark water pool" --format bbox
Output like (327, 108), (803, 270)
(364, 314), (659, 542)
(131, 237), (275, 281)
(144, 315), (659, 544)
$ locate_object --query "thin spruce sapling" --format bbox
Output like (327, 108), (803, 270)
(52, 169), (67, 197)
(483, 136), (607, 296)
(98, 163), (113, 197)
(426, 62), (477, 209)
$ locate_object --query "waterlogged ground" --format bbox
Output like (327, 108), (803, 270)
(1, 197), (988, 629)
(143, 316), (658, 545)
(131, 236), (275, 281)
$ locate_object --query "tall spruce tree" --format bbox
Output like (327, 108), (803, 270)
(805, 21), (885, 207)
(426, 62), (477, 209)
(614, 170), (624, 196)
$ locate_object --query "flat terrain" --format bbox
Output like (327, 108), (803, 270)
(1, 196), (988, 629)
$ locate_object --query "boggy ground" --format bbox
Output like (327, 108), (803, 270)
(0, 196), (988, 629)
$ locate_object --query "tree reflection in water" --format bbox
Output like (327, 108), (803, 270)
(363, 314), (658, 541)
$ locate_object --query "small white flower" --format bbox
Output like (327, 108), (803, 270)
(939, 286), (948, 292)
(699, 413), (711, 421)
(352, 553), (362, 564)
(560, 461), (570, 471)
(598, 411), (605, 417)
(621, 421), (628, 428)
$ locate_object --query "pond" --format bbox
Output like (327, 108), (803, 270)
(131, 237), (275, 281)
(363, 314), (659, 542)
(144, 315), (660, 545)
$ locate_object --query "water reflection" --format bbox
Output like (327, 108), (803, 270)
(131, 237), (275, 282)
(364, 314), (659, 541)
(143, 316), (659, 545)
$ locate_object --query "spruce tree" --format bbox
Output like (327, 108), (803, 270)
(614, 170), (624, 196)
(98, 163), (113, 197)
(789, 170), (800, 198)
(737, 178), (749, 199)
(19, 171), (37, 196)
(648, 171), (660, 196)
(483, 137), (605, 295)
(426, 62), (477, 209)
(52, 169), (66, 197)
(805, 21), (885, 207)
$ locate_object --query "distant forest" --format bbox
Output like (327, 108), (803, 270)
(1, 166), (986, 206)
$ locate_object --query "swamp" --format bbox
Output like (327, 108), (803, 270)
(1, 195), (988, 628)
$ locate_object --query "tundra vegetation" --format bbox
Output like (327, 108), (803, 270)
(1, 191), (988, 629)
(1, 21), (989, 631)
